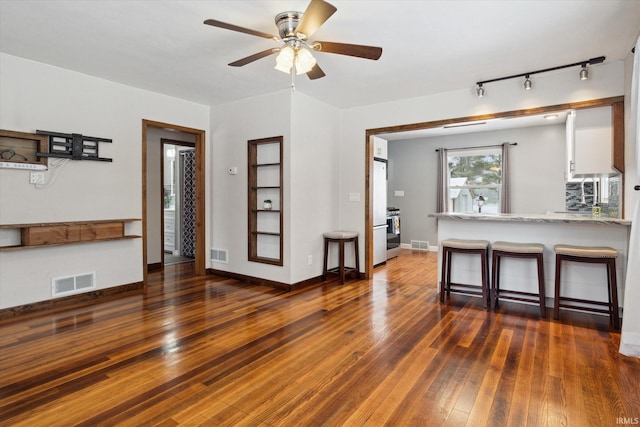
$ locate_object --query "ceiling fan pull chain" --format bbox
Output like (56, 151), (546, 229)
(291, 61), (297, 91)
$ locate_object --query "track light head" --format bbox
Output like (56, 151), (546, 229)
(580, 64), (589, 80)
(476, 84), (485, 98)
(524, 75), (532, 90)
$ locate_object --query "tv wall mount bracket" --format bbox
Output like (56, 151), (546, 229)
(36, 130), (112, 162)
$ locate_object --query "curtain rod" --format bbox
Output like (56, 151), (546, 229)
(435, 142), (517, 152)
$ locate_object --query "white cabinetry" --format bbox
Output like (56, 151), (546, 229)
(164, 209), (175, 252)
(372, 136), (388, 160)
(566, 106), (616, 179)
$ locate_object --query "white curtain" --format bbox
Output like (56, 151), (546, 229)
(436, 148), (449, 212)
(620, 36), (640, 358)
(501, 142), (511, 213)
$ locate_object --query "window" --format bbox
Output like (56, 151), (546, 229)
(447, 147), (502, 213)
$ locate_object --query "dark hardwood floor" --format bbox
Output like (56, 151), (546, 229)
(1, 250), (639, 426)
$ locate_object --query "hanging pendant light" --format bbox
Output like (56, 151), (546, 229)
(523, 75), (532, 90)
(476, 84), (485, 98)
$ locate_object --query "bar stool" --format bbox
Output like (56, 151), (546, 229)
(553, 244), (620, 330)
(322, 231), (360, 285)
(491, 241), (546, 317)
(440, 239), (490, 308)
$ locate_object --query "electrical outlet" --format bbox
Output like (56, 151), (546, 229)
(308, 255), (313, 265)
(30, 172), (45, 184)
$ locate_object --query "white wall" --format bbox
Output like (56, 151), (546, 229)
(388, 124), (566, 247)
(290, 92), (340, 283)
(339, 60), (627, 265)
(0, 53), (209, 308)
(210, 90), (293, 283)
(209, 90), (341, 285)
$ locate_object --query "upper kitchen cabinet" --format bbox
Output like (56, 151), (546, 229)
(372, 136), (388, 160)
(566, 102), (624, 179)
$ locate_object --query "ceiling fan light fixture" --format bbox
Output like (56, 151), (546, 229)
(295, 47), (317, 74)
(275, 46), (295, 73)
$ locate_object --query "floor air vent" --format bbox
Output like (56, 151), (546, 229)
(52, 272), (96, 297)
(211, 248), (228, 263)
(411, 240), (430, 251)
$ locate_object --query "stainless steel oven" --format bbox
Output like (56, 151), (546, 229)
(386, 207), (401, 259)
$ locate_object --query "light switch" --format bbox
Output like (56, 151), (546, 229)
(349, 192), (360, 202)
(228, 167), (237, 175)
(394, 190), (405, 197)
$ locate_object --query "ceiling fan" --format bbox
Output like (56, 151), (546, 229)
(203, 0), (382, 84)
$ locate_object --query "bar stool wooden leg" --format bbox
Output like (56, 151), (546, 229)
(480, 248), (488, 309)
(322, 238), (329, 281)
(491, 251), (500, 311)
(354, 237), (360, 276)
(440, 248), (449, 302)
(536, 253), (546, 317)
(608, 258), (620, 330)
(339, 239), (345, 285)
(553, 253), (562, 321)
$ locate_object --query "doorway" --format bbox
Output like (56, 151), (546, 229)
(142, 120), (206, 286)
(162, 140), (196, 266)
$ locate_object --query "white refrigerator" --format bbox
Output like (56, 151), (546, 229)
(373, 159), (387, 266)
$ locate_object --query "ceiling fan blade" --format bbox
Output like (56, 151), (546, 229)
(229, 49), (278, 67)
(313, 41), (382, 60)
(294, 0), (337, 40)
(204, 19), (278, 40)
(306, 63), (326, 80)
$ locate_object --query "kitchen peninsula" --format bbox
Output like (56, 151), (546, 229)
(429, 212), (632, 310)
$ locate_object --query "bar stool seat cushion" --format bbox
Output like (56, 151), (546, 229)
(493, 241), (544, 254)
(323, 231), (358, 239)
(554, 244), (617, 258)
(442, 239), (490, 250)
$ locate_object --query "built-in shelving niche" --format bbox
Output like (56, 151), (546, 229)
(248, 136), (283, 266)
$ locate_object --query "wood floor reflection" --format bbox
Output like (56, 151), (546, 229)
(1, 249), (639, 426)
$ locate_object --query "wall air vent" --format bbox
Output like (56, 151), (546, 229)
(411, 240), (430, 251)
(52, 272), (96, 297)
(211, 248), (228, 263)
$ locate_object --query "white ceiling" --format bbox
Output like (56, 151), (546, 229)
(1, 1), (639, 110)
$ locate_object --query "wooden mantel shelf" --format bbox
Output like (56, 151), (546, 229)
(0, 219), (141, 251)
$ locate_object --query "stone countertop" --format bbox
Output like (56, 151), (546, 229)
(428, 212), (632, 226)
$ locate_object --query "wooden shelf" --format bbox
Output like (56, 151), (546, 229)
(0, 129), (48, 166)
(252, 231), (281, 236)
(253, 162), (281, 167)
(248, 136), (283, 266)
(0, 219), (141, 251)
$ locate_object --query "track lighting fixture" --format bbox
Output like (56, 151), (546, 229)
(474, 55), (604, 96)
(580, 64), (589, 80)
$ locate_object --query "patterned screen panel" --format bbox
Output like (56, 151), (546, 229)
(181, 149), (196, 258)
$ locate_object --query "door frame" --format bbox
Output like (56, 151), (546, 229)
(142, 120), (206, 285)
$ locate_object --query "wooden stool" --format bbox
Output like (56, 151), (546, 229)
(440, 239), (490, 308)
(322, 231), (360, 285)
(553, 244), (620, 330)
(491, 241), (546, 317)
